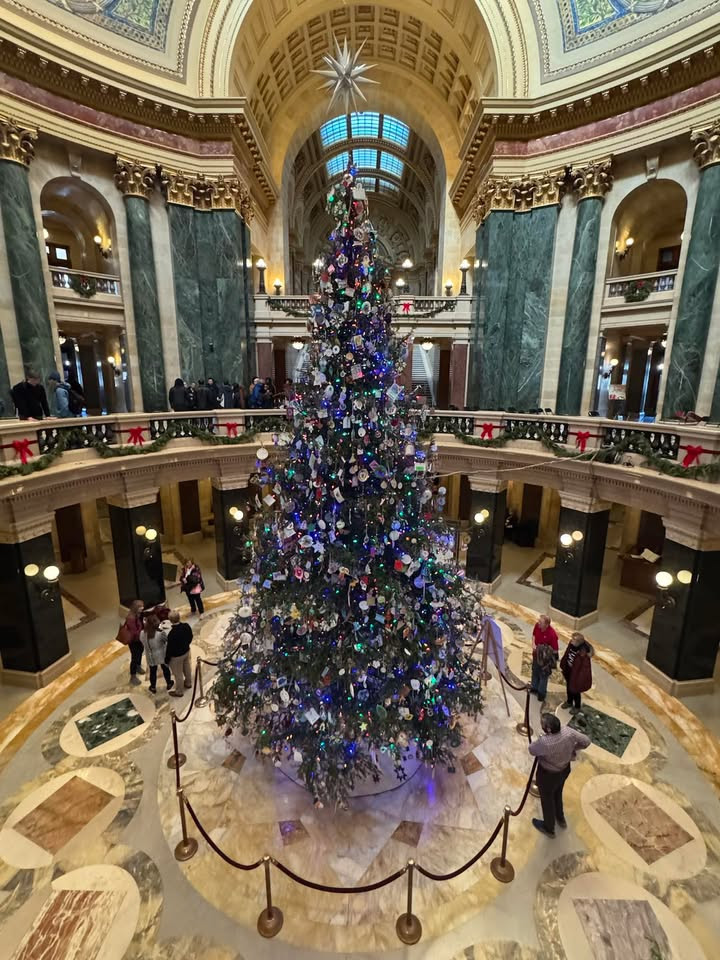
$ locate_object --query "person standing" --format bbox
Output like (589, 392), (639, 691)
(11, 370), (50, 420)
(221, 380), (234, 409)
(530, 614), (558, 703)
(120, 599), (146, 685)
(180, 559), (205, 616)
(165, 610), (194, 697)
(206, 377), (221, 408)
(47, 372), (72, 418)
(560, 632), (594, 712)
(140, 614), (174, 694)
(169, 378), (189, 411)
(232, 383), (246, 408)
(248, 378), (264, 409)
(186, 381), (198, 410)
(196, 379), (211, 410)
(528, 713), (590, 837)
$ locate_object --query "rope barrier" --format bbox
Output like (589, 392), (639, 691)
(175, 661), (200, 723)
(414, 816), (504, 881)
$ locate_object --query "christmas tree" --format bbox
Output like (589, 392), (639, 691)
(212, 164), (484, 807)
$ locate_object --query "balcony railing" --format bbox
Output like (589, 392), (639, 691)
(50, 267), (122, 299)
(265, 295), (459, 316)
(1, 410), (718, 476)
(604, 270), (677, 302)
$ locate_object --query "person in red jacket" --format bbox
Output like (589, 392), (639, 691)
(560, 632), (594, 712)
(530, 614), (558, 702)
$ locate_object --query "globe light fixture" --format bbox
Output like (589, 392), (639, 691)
(474, 512), (486, 524)
(444, 280), (453, 296)
(559, 533), (573, 548)
(24, 563), (40, 577)
(135, 525), (147, 537)
(229, 506), (244, 521)
(292, 340), (304, 351)
(43, 565), (60, 583)
(43, 227), (49, 240)
(401, 258), (413, 270)
(273, 279), (282, 296)
(571, 530), (584, 542)
(421, 340), (434, 352)
(395, 278), (406, 291)
(677, 569), (693, 585)
(655, 570), (673, 589)
(256, 258), (267, 294)
(144, 528), (158, 542)
(459, 259), (470, 295)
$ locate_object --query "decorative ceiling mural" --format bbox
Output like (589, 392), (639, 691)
(45, 0), (172, 49)
(559, 0), (686, 50)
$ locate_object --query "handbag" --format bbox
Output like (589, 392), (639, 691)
(116, 623), (132, 645)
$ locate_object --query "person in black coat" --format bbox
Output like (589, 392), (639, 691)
(196, 379), (211, 410)
(169, 378), (189, 411)
(221, 380), (234, 409)
(186, 382), (198, 409)
(11, 371), (50, 420)
(206, 377), (221, 408)
(165, 610), (193, 696)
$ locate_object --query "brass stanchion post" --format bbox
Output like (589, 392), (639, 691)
(174, 789), (198, 861)
(395, 860), (422, 945)
(167, 710), (187, 772)
(490, 805), (515, 883)
(257, 856), (284, 937)
(480, 619), (491, 682)
(529, 778), (541, 799)
(195, 660), (209, 708)
(516, 687), (533, 738)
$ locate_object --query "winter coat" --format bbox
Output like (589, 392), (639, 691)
(169, 380), (189, 411)
(140, 628), (168, 667)
(196, 385), (212, 410)
(249, 382), (264, 408)
(180, 564), (204, 595)
(165, 622), (193, 661)
(560, 641), (594, 694)
(221, 383), (234, 408)
(52, 381), (72, 418)
(11, 380), (50, 419)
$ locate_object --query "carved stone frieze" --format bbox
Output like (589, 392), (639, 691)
(474, 169), (567, 222)
(691, 119), (720, 170)
(571, 158), (613, 201)
(114, 158), (156, 198)
(159, 167), (255, 219)
(159, 169), (195, 207)
(533, 169), (568, 207)
(0, 117), (37, 166)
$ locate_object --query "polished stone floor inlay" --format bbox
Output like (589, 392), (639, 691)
(460, 752), (483, 775)
(74, 697), (144, 750)
(13, 776), (115, 854)
(569, 704), (635, 757)
(572, 897), (670, 960)
(279, 819), (309, 846)
(11, 888), (122, 960)
(222, 750), (246, 774)
(592, 782), (694, 865)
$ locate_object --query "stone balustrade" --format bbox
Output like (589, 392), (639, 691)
(603, 270), (677, 302)
(49, 267), (122, 299)
(0, 409), (718, 474)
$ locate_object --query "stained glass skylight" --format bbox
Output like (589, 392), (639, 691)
(381, 116), (410, 148)
(379, 152), (404, 177)
(326, 152), (350, 177)
(351, 112), (380, 138)
(320, 116), (349, 147)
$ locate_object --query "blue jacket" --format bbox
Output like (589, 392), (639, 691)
(53, 382), (72, 418)
(249, 382), (264, 408)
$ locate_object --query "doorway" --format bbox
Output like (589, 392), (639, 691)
(58, 326), (132, 414)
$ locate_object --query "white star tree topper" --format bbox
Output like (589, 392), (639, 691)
(313, 37), (378, 113)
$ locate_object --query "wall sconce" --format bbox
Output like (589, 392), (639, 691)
(421, 340), (434, 352)
(25, 563), (60, 601)
(273, 279), (282, 296)
(655, 568), (692, 608)
(229, 506), (244, 521)
(93, 234), (112, 258)
(245, 257), (253, 269)
(459, 259), (470, 295)
(444, 280), (453, 296)
(559, 530), (584, 562)
(473, 508), (490, 535)
(474, 259), (480, 270)
(291, 340), (304, 351)
(256, 258), (267, 294)
(313, 257), (324, 274)
(395, 277), (406, 292)
(615, 236), (634, 260)
(43, 227), (49, 240)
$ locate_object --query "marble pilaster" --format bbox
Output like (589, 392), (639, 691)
(108, 501), (165, 608)
(240, 218), (256, 381)
(663, 161), (720, 416)
(212, 209), (247, 387)
(465, 488), (506, 590)
(550, 504), (610, 628)
(195, 211), (219, 382)
(0, 127), (56, 387)
(118, 165), (167, 411)
(212, 482), (253, 589)
(167, 204), (203, 384)
(501, 210), (531, 407)
(475, 211), (513, 410)
(518, 204), (558, 411)
(555, 197), (604, 415)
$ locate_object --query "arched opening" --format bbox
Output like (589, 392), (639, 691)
(40, 178), (131, 415)
(596, 180), (688, 421)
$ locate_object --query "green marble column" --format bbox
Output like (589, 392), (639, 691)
(556, 196), (604, 415)
(501, 211), (532, 407)
(467, 221), (488, 408)
(0, 158), (56, 387)
(167, 203), (203, 384)
(123, 193), (167, 411)
(241, 219), (256, 381)
(213, 209), (247, 387)
(517, 204), (559, 410)
(474, 210), (514, 409)
(664, 162), (720, 417)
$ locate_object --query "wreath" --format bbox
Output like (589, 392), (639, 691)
(624, 279), (653, 303)
(69, 274), (98, 298)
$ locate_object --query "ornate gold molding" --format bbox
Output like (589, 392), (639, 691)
(159, 168), (255, 219)
(159, 169), (195, 207)
(0, 117), (37, 166)
(691, 119), (720, 170)
(474, 169), (567, 222)
(114, 159), (156, 199)
(571, 159), (613, 201)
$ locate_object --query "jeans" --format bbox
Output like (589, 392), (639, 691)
(566, 683), (582, 709)
(129, 640), (144, 675)
(188, 593), (204, 615)
(168, 653), (192, 690)
(531, 660), (549, 700)
(148, 663), (172, 689)
(536, 763), (571, 833)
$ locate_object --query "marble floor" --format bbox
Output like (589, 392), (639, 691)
(0, 598), (718, 960)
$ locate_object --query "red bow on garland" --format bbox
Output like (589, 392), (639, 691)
(575, 431), (591, 453)
(225, 422), (238, 438)
(480, 423), (496, 439)
(401, 302), (412, 314)
(128, 427), (145, 446)
(682, 445), (705, 467)
(12, 438), (33, 464)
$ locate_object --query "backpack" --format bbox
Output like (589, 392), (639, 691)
(67, 387), (84, 415)
(535, 642), (557, 676)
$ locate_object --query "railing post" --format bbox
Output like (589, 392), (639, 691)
(167, 709), (187, 776)
(257, 856), (284, 937)
(490, 805), (515, 883)
(395, 860), (422, 945)
(174, 788), (198, 861)
(195, 659), (209, 708)
(516, 687), (533, 738)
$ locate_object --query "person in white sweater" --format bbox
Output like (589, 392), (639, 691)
(140, 614), (174, 694)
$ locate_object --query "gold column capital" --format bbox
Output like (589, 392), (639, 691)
(114, 158), (156, 198)
(159, 168), (196, 207)
(474, 169), (566, 222)
(532, 169), (567, 208)
(0, 117), (37, 166)
(571, 158), (613, 201)
(691, 119), (720, 170)
(474, 176), (516, 222)
(192, 174), (215, 211)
